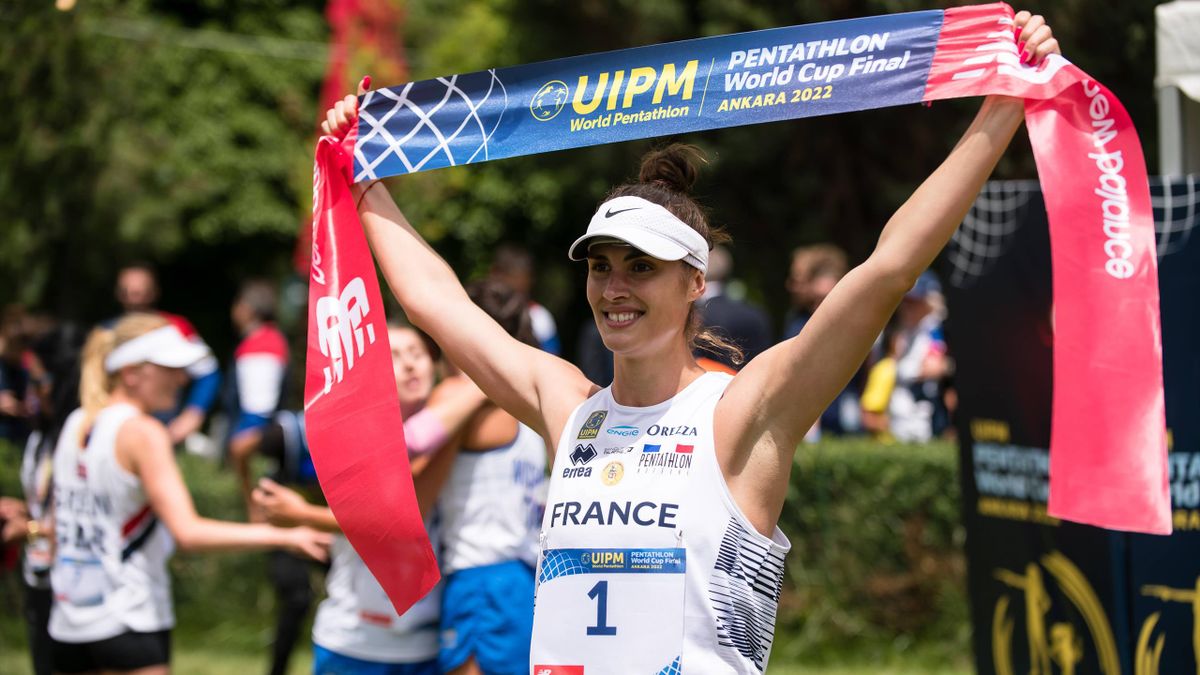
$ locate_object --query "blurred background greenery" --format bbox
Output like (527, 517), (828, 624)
(0, 0), (1162, 362)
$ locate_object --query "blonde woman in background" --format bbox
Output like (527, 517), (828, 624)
(48, 313), (330, 674)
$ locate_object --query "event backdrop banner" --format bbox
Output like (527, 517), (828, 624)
(947, 177), (1200, 675)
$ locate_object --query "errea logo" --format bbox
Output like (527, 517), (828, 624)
(564, 443), (596, 479)
(571, 444), (597, 466)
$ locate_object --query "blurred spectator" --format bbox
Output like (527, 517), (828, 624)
(219, 280), (301, 675)
(861, 321), (902, 443)
(226, 279), (290, 508)
(695, 245), (771, 370)
(782, 245), (860, 434)
(0, 305), (32, 444)
(105, 263), (221, 444)
(489, 243), (561, 355)
(9, 322), (87, 675)
(889, 271), (951, 442)
(575, 320), (613, 387)
(783, 244), (848, 339)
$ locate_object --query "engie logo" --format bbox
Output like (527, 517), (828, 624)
(606, 425), (639, 437)
(315, 277), (377, 394)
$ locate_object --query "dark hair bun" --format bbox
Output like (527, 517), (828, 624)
(638, 143), (706, 194)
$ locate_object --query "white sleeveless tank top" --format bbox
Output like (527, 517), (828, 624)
(312, 530), (442, 662)
(531, 372), (791, 674)
(49, 404), (176, 642)
(437, 422), (547, 574)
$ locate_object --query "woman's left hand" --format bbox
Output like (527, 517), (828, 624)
(1013, 10), (1061, 66)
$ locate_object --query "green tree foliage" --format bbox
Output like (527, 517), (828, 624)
(0, 0), (1163, 355)
(0, 0), (325, 333)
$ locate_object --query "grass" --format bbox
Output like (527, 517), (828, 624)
(0, 642), (970, 675)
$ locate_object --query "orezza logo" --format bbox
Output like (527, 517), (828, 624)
(646, 424), (698, 437)
(606, 425), (639, 437)
(577, 410), (607, 439)
(530, 80), (569, 121)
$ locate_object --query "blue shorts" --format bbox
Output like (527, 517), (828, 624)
(439, 561), (534, 675)
(312, 644), (438, 675)
(233, 411), (272, 437)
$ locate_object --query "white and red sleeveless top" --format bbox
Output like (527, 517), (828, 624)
(49, 404), (175, 642)
(532, 372), (791, 674)
(313, 531), (442, 663)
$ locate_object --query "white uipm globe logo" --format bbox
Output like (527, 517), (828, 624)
(315, 277), (377, 395)
(354, 69), (509, 180)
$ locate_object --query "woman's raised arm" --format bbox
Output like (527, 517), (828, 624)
(717, 12), (1058, 533)
(324, 85), (596, 445)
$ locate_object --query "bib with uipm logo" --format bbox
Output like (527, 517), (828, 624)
(531, 372), (791, 674)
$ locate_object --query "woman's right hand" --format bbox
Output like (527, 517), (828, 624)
(284, 525), (332, 563)
(320, 76), (371, 141)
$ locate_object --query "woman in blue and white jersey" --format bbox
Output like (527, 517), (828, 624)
(322, 14), (1060, 673)
(431, 280), (548, 675)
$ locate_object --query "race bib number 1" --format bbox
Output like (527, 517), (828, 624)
(531, 548), (685, 674)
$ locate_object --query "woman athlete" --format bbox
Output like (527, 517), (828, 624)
(48, 313), (330, 674)
(323, 11), (1059, 673)
(253, 323), (488, 675)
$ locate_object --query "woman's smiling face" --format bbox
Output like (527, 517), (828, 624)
(585, 243), (703, 358)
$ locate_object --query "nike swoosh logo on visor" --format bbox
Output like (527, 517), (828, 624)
(605, 207), (641, 218)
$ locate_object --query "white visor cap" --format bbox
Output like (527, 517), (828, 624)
(104, 325), (212, 373)
(568, 196), (709, 273)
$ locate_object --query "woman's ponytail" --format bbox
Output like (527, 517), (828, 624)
(78, 326), (116, 444)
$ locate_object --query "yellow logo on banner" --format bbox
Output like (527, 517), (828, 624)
(1135, 578), (1200, 675)
(992, 552), (1120, 675)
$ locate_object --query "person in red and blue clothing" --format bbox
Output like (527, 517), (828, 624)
(104, 263), (221, 446)
(221, 279), (308, 675)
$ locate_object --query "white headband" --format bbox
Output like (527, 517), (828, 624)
(568, 196), (709, 273)
(104, 325), (211, 373)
